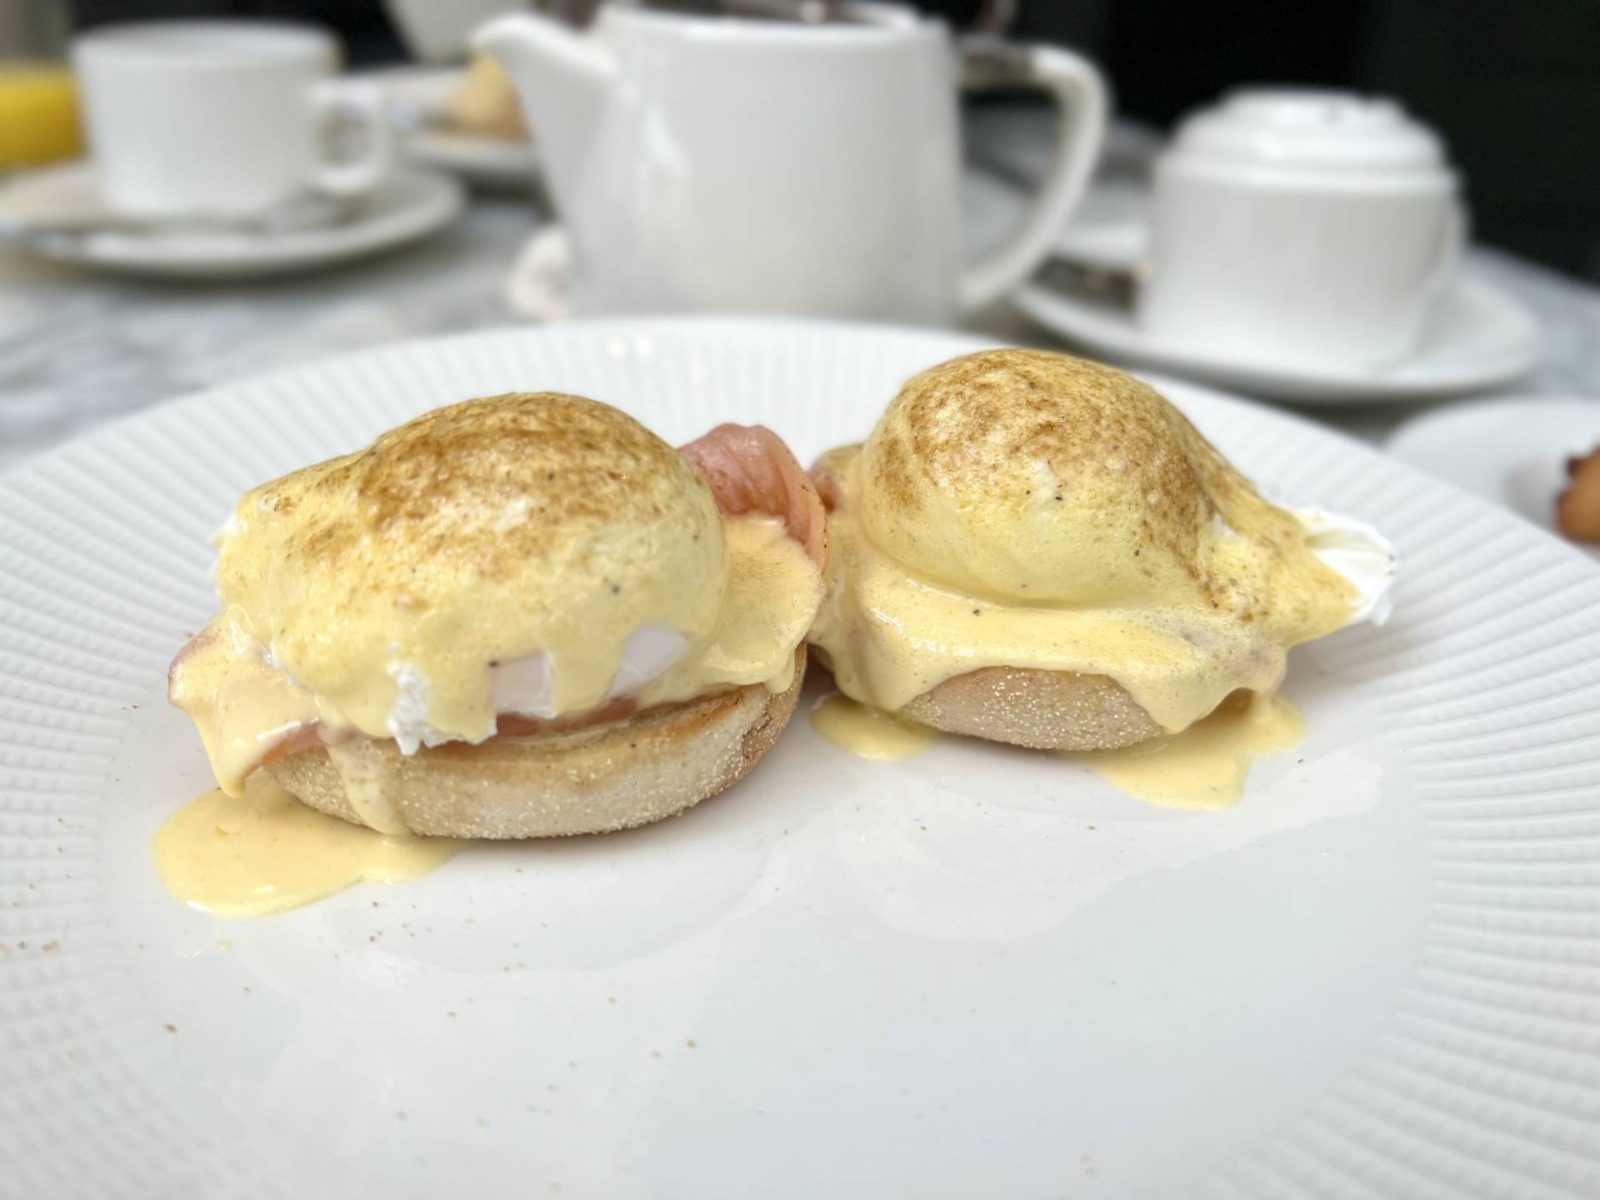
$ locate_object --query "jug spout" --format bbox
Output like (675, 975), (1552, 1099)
(473, 13), (614, 213)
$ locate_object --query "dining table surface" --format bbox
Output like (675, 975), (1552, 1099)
(2, 108), (1598, 474)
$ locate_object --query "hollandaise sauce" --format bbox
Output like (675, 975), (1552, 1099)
(809, 693), (938, 761)
(172, 515), (817, 796)
(810, 688), (1300, 808)
(1075, 693), (1302, 810)
(809, 415), (1360, 743)
(153, 778), (462, 917)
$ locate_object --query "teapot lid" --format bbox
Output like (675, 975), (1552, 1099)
(576, 0), (915, 27)
(1167, 89), (1451, 181)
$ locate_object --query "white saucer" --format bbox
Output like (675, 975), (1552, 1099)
(1387, 396), (1600, 558)
(997, 154), (1541, 406)
(0, 163), (465, 280)
(371, 64), (539, 190)
(1053, 178), (1151, 269)
(404, 127), (539, 190)
(1014, 269), (1541, 405)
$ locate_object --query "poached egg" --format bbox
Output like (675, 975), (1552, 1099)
(808, 350), (1393, 735)
(170, 393), (820, 796)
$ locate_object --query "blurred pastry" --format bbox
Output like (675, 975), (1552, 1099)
(448, 53), (527, 140)
(1557, 446), (1600, 542)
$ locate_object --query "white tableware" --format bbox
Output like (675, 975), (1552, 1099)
(475, 5), (1107, 321)
(504, 174), (1151, 325)
(504, 224), (573, 321)
(1052, 176), (1152, 269)
(1015, 272), (1539, 404)
(0, 162), (464, 279)
(373, 64), (539, 190)
(1387, 396), (1600, 558)
(502, 166), (1150, 325)
(1138, 89), (1464, 372)
(383, 0), (527, 63)
(73, 20), (394, 219)
(402, 125), (536, 190)
(3, 319), (1600, 1198)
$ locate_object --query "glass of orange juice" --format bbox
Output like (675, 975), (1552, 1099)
(0, 0), (81, 169)
(0, 61), (82, 168)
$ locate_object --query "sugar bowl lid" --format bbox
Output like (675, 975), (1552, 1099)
(1165, 88), (1453, 184)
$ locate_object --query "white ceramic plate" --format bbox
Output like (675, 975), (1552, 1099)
(0, 164), (465, 280)
(1388, 396), (1600, 560)
(3, 320), (1598, 1199)
(1013, 274), (1541, 405)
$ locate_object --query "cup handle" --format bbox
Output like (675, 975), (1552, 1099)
(956, 37), (1109, 314)
(308, 80), (395, 199)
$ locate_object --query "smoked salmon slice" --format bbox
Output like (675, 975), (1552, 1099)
(679, 423), (828, 569)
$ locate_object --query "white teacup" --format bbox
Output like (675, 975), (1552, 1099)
(1137, 89), (1463, 372)
(74, 21), (393, 220)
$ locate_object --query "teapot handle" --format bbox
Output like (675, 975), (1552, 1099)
(956, 38), (1109, 314)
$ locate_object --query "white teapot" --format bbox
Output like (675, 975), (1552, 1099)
(476, 3), (1107, 322)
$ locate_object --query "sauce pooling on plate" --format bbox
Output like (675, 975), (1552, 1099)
(809, 693), (939, 761)
(153, 778), (462, 917)
(1076, 693), (1303, 810)
(811, 689), (1302, 809)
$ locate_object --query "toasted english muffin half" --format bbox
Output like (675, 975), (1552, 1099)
(266, 648), (806, 839)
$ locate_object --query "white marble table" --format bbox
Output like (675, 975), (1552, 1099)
(3, 155), (1598, 472)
